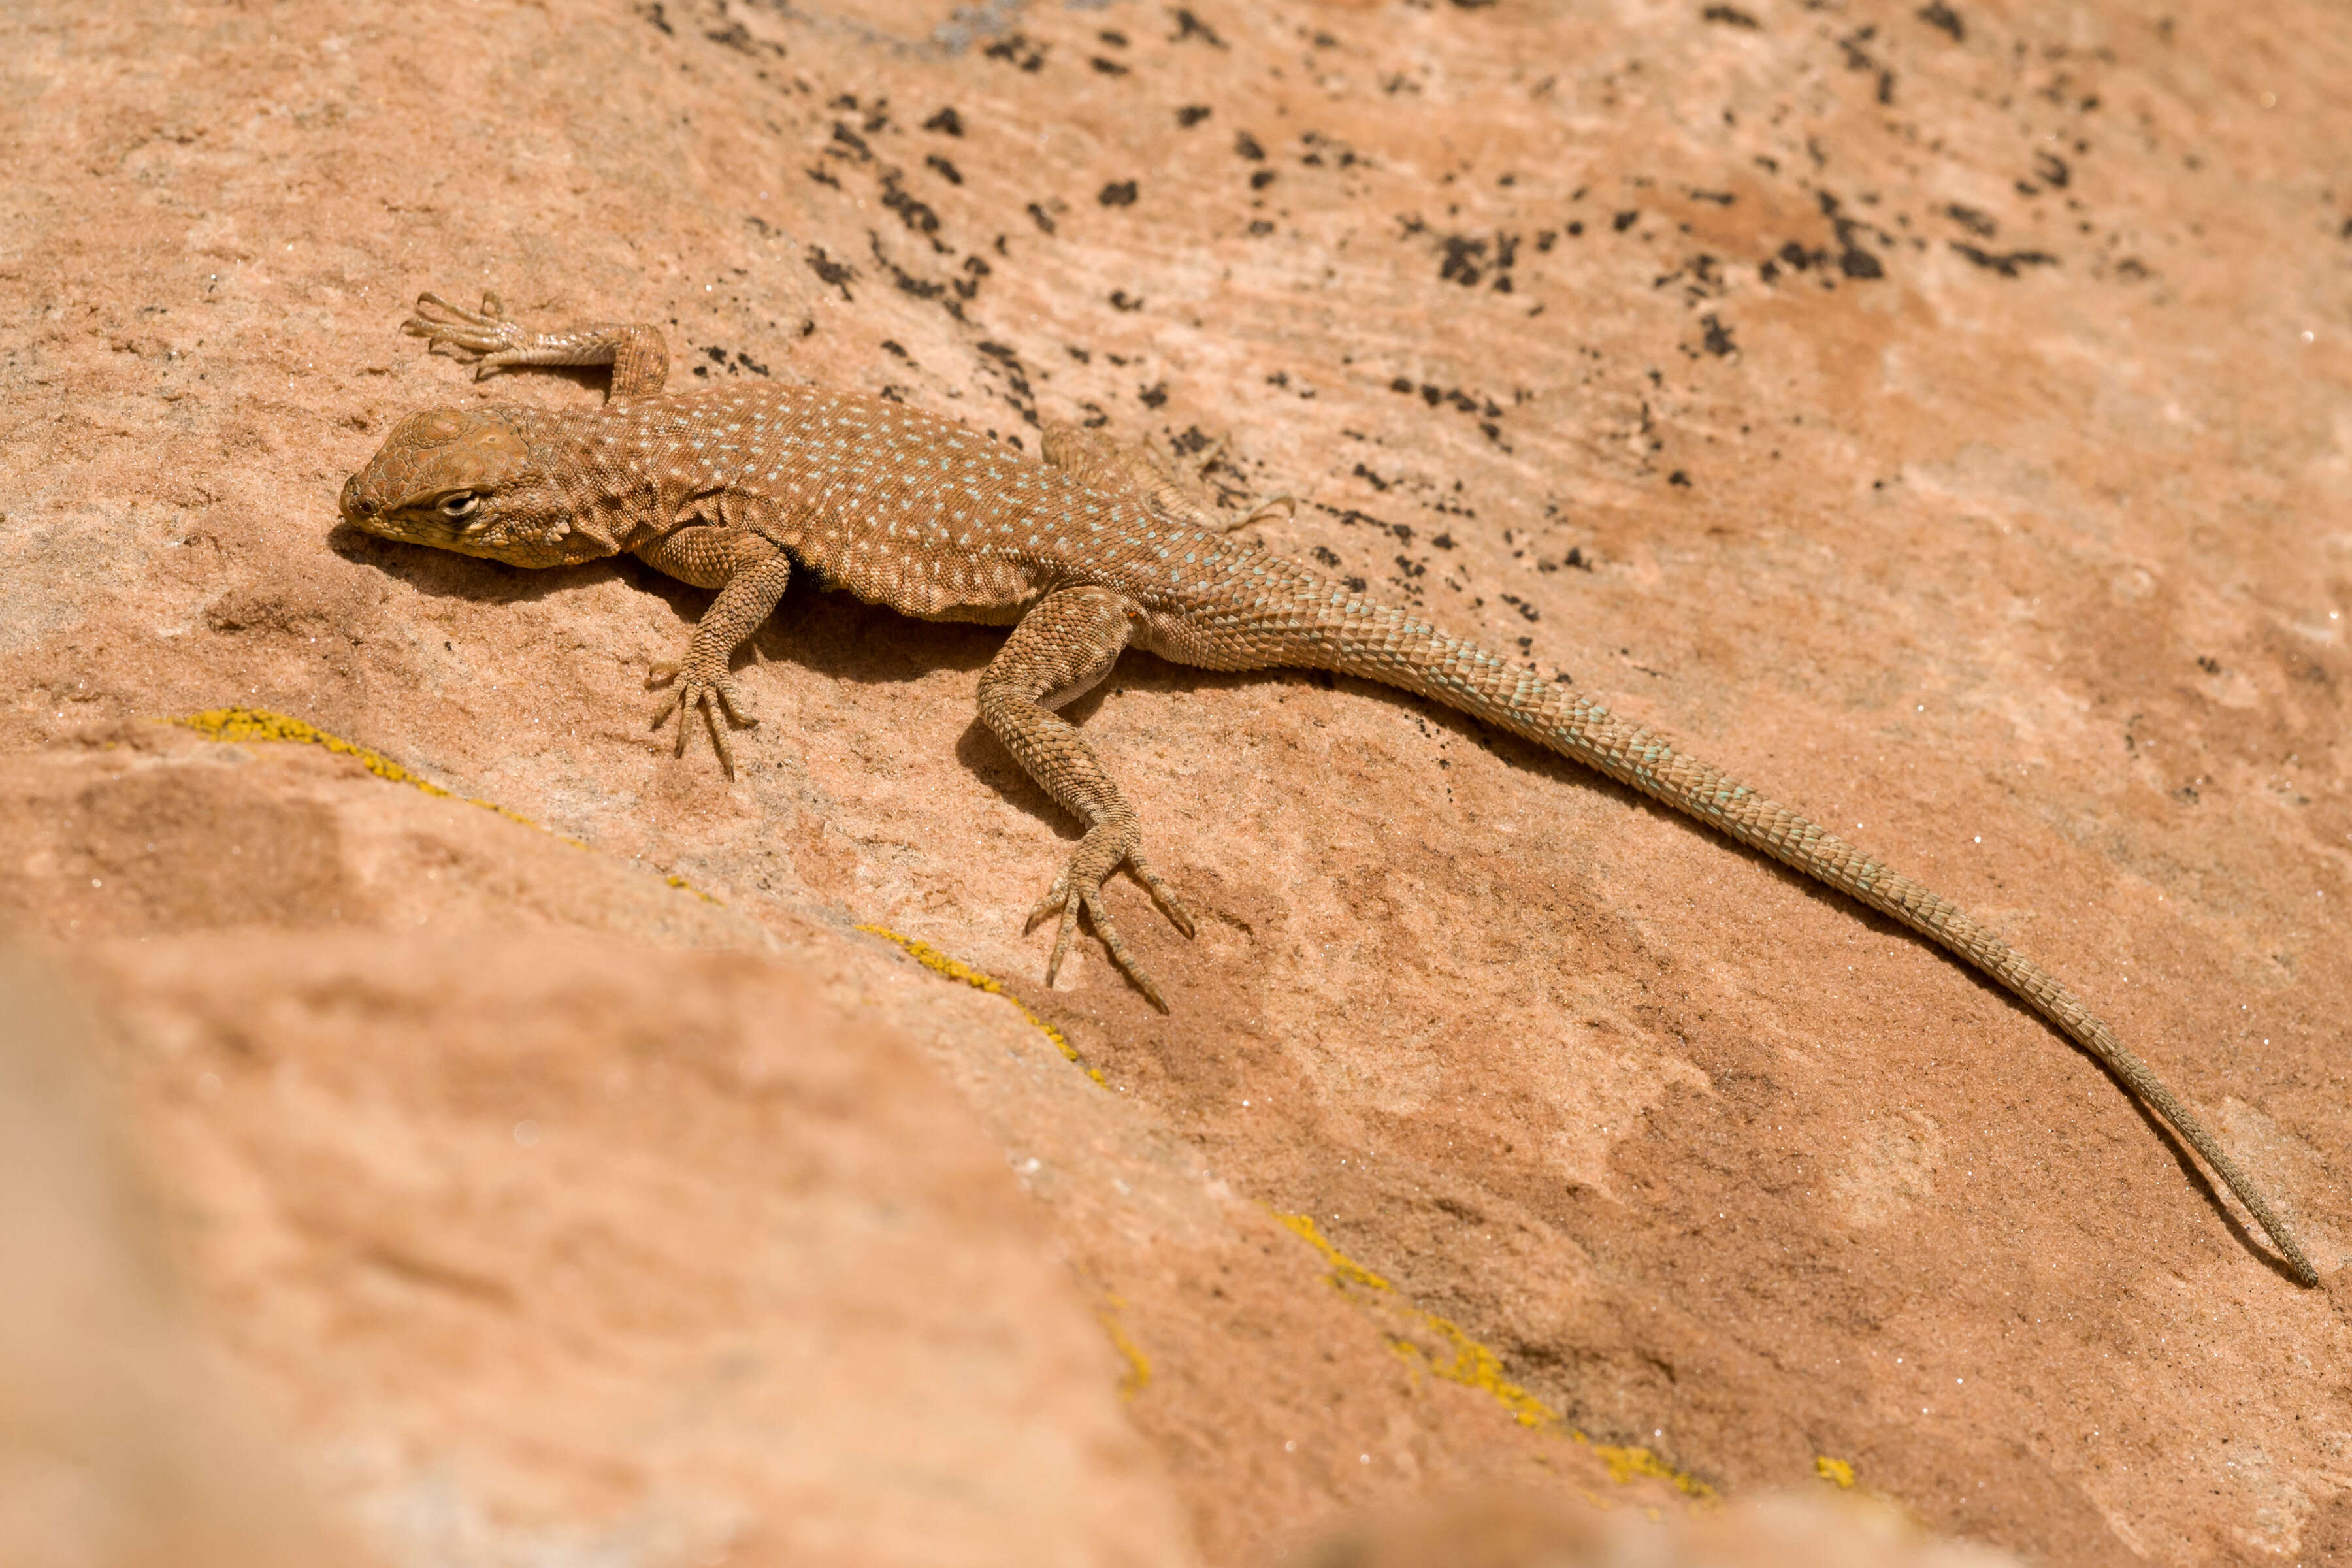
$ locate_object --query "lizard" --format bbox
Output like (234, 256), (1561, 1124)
(339, 290), (2319, 1286)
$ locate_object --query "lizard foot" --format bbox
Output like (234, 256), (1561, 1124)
(1024, 820), (1196, 1012)
(647, 657), (757, 778)
(403, 291), (534, 378)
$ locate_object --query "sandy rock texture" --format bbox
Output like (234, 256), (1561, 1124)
(3, 0), (2350, 1563)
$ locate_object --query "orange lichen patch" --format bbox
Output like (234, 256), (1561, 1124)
(1815, 1455), (1857, 1489)
(167, 706), (723, 904)
(853, 924), (1105, 1086)
(1273, 1211), (1714, 1500)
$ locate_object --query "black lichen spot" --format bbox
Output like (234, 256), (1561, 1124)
(1917, 1), (1963, 41)
(879, 172), (947, 251)
(1501, 594), (1540, 621)
(1944, 203), (1996, 237)
(1235, 131), (1266, 161)
(1247, 220), (1274, 236)
(1840, 246), (1883, 279)
(1138, 382), (1169, 408)
(1613, 209), (1641, 232)
(1567, 220), (1584, 237)
(1565, 546), (1592, 570)
(881, 340), (911, 361)
(1110, 289), (1145, 311)
(924, 106), (964, 135)
(1169, 8), (1226, 47)
(804, 246), (855, 299)
(2032, 151), (2070, 189)
(926, 154), (962, 184)
(1439, 235), (1487, 285)
(1177, 105), (1211, 128)
(1026, 202), (1057, 235)
(1951, 242), (2057, 276)
(1099, 29), (1128, 46)
(1389, 376), (1414, 393)
(1700, 314), (1737, 355)
(1701, 4), (1759, 26)
(870, 234), (952, 313)
(2197, 655), (2222, 674)
(1100, 180), (1139, 206)
(1668, 470), (1692, 487)
(1251, 169), (1277, 190)
(1313, 546), (1343, 567)
(1817, 192), (1884, 278)
(639, 1), (672, 35)
(983, 33), (1046, 71)
(1091, 57), (1130, 76)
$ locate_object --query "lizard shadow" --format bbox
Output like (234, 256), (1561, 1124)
(326, 520), (618, 608)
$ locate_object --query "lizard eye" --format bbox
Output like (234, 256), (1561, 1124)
(439, 493), (481, 519)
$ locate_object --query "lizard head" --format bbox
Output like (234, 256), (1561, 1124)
(340, 406), (610, 567)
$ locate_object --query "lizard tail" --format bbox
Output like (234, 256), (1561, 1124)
(1209, 587), (2317, 1284)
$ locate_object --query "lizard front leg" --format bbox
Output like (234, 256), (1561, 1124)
(977, 586), (1196, 1010)
(634, 524), (792, 776)
(404, 290), (672, 400)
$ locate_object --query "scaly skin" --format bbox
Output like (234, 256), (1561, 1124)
(340, 292), (2319, 1286)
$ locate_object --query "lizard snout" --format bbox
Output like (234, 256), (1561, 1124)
(339, 472), (380, 521)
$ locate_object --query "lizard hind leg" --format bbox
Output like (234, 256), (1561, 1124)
(1040, 422), (1291, 536)
(977, 586), (1197, 1011)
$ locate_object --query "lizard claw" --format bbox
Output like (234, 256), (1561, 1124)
(1022, 818), (1194, 1011)
(648, 656), (757, 779)
(404, 290), (533, 377)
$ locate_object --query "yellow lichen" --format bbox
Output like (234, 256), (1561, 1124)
(1814, 1454), (1857, 1489)
(1095, 1298), (1152, 1399)
(1270, 1209), (1714, 1500)
(167, 706), (723, 904)
(1273, 1210), (1396, 1291)
(1593, 1443), (1712, 1497)
(853, 924), (1104, 1086)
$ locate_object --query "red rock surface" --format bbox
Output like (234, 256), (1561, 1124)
(4, 0), (2349, 1563)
